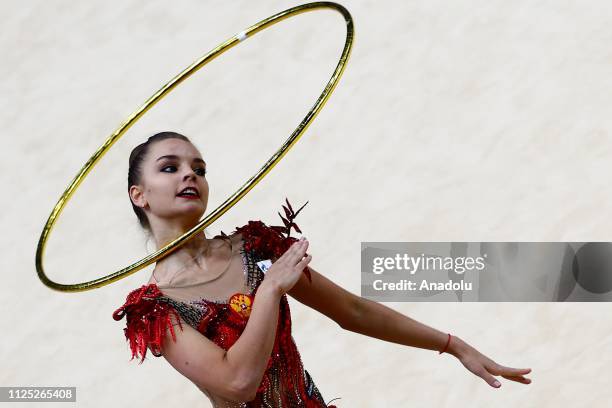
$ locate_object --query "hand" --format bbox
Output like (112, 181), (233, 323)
(263, 238), (312, 296)
(449, 336), (532, 388)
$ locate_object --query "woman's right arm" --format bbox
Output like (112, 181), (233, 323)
(159, 238), (311, 402)
(223, 282), (282, 399)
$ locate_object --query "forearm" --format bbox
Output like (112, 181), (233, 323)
(345, 297), (466, 357)
(225, 282), (282, 394)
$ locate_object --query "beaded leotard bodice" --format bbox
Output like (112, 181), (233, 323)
(113, 200), (341, 407)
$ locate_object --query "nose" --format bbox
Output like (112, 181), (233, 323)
(183, 168), (197, 181)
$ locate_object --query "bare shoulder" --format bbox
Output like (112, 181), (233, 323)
(212, 231), (242, 243)
(219, 231), (244, 253)
(231, 231), (244, 245)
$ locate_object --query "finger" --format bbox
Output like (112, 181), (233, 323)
(474, 368), (502, 388)
(499, 367), (532, 376)
(501, 374), (532, 384)
(296, 254), (312, 269)
(485, 362), (531, 376)
(279, 239), (305, 262)
(485, 364), (532, 385)
(288, 239), (309, 264)
(297, 238), (308, 252)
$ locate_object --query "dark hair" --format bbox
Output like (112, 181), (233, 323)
(128, 131), (192, 233)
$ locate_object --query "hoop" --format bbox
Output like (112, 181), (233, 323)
(35, 2), (354, 292)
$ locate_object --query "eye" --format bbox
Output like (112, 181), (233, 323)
(161, 165), (206, 176)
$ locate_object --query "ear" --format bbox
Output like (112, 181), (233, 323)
(129, 185), (147, 208)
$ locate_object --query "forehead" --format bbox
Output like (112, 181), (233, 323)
(148, 139), (202, 160)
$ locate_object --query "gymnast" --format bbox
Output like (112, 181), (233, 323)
(112, 132), (532, 407)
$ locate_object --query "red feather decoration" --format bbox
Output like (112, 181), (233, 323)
(234, 198), (312, 284)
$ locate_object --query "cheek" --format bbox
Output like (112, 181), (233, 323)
(145, 182), (175, 201)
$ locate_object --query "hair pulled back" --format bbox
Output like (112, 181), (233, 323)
(128, 131), (192, 233)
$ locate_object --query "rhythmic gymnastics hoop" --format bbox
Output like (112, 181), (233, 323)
(35, 2), (354, 292)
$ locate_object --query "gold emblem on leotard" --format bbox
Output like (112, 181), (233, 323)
(229, 293), (254, 319)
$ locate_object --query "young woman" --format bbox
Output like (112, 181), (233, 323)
(113, 131), (532, 407)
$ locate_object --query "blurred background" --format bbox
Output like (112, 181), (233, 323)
(2, 0), (612, 406)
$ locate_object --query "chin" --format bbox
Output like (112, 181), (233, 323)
(175, 203), (204, 215)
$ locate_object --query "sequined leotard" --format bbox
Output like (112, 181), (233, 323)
(113, 201), (341, 407)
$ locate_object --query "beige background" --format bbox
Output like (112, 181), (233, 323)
(2, 0), (611, 406)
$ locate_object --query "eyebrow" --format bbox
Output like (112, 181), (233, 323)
(156, 155), (206, 166)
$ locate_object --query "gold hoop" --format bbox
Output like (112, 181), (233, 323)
(35, 2), (354, 292)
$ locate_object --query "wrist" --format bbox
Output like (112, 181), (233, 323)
(446, 335), (469, 359)
(259, 280), (283, 299)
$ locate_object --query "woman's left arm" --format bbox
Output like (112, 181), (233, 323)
(288, 265), (532, 389)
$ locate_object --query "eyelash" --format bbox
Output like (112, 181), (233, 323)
(161, 165), (207, 176)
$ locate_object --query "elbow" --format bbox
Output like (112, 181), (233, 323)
(339, 317), (355, 332)
(198, 381), (254, 403)
(223, 350), (270, 401)
(238, 387), (257, 402)
(230, 383), (257, 403)
(228, 375), (258, 402)
(338, 294), (364, 332)
(194, 373), (256, 403)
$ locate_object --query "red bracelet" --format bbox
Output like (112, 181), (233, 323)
(439, 333), (452, 354)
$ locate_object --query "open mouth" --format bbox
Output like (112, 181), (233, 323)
(176, 187), (200, 199)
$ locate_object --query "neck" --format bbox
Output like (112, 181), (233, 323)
(152, 229), (210, 281)
(156, 230), (209, 256)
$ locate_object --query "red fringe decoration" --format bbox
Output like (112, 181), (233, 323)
(112, 283), (182, 364)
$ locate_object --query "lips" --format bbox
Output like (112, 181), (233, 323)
(177, 194), (200, 200)
(177, 186), (200, 197)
